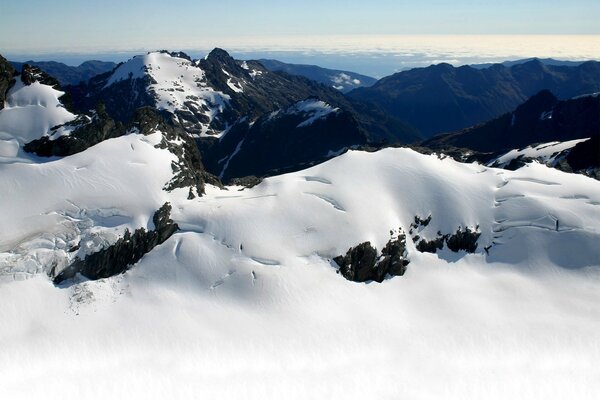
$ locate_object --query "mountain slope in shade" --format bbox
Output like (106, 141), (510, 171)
(257, 59), (377, 93)
(201, 98), (367, 181)
(1, 143), (600, 398)
(10, 60), (116, 85)
(349, 59), (600, 137)
(421, 90), (600, 155)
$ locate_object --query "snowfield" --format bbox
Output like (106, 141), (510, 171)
(1, 70), (600, 400)
(1, 142), (600, 399)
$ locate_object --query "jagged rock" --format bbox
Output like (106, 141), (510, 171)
(0, 54), (17, 111)
(378, 234), (410, 277)
(334, 242), (378, 282)
(53, 203), (178, 283)
(334, 232), (409, 283)
(416, 235), (447, 253)
(446, 227), (481, 253)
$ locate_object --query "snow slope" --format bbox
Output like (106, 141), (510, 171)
(0, 131), (176, 280)
(0, 77), (76, 158)
(1, 147), (600, 399)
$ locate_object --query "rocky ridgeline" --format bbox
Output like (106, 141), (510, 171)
(54, 203), (178, 283)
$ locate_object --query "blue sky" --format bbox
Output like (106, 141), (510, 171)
(1, 0), (599, 53)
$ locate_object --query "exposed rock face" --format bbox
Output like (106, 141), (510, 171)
(53, 203), (178, 283)
(334, 242), (378, 282)
(445, 227), (481, 253)
(334, 232), (409, 283)
(204, 98), (368, 182)
(0, 54), (17, 111)
(411, 215), (481, 254)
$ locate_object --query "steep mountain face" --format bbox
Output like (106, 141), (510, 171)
(422, 90), (600, 154)
(349, 59), (600, 137)
(10, 60), (116, 86)
(0, 55), (17, 111)
(258, 59), (377, 93)
(202, 99), (367, 181)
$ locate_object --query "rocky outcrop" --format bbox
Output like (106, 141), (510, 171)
(0, 54), (17, 111)
(53, 203), (178, 283)
(410, 215), (481, 254)
(445, 227), (481, 253)
(334, 232), (409, 283)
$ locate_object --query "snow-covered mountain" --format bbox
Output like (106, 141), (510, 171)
(64, 49), (419, 181)
(1, 49), (600, 399)
(69, 49), (416, 141)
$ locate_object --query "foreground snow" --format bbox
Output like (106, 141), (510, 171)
(1, 143), (600, 399)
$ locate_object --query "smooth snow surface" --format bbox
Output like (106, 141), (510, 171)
(2, 147), (600, 399)
(490, 138), (590, 167)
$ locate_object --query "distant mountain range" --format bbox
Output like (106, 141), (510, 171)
(257, 59), (376, 93)
(349, 59), (600, 137)
(470, 57), (586, 69)
(9, 60), (116, 86)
